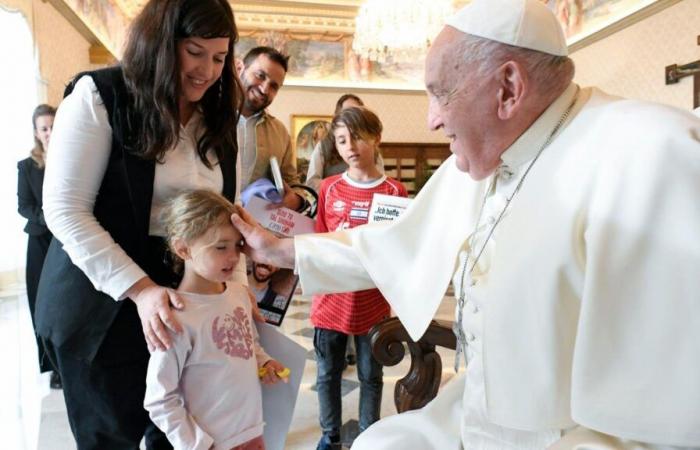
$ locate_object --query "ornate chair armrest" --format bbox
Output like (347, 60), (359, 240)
(368, 317), (456, 413)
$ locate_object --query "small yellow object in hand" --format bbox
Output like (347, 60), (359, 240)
(258, 367), (290, 379)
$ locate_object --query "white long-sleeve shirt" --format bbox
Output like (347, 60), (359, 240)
(43, 76), (245, 300)
(144, 283), (271, 450)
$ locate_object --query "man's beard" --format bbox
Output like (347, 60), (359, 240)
(253, 265), (275, 283)
(243, 85), (270, 114)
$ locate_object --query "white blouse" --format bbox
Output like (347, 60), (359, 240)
(44, 76), (244, 301)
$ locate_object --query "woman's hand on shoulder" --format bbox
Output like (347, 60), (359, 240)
(126, 277), (184, 352)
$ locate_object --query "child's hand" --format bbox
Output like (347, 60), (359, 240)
(259, 360), (289, 385)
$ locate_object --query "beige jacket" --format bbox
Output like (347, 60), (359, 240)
(250, 111), (299, 187)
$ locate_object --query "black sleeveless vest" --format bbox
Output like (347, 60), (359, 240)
(36, 66), (237, 361)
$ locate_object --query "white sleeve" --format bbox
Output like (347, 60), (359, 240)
(304, 143), (325, 191)
(295, 230), (376, 295)
(43, 76), (147, 301)
(144, 335), (214, 450)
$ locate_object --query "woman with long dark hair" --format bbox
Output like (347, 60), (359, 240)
(17, 104), (60, 388)
(35, 1), (242, 448)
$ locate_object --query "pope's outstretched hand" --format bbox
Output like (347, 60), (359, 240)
(231, 205), (295, 269)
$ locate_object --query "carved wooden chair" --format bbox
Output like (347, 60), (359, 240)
(368, 317), (456, 413)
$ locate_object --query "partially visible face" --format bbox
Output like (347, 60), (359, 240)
(238, 54), (286, 114)
(333, 123), (378, 170)
(253, 262), (279, 283)
(34, 114), (54, 150)
(187, 219), (242, 284)
(425, 28), (495, 179)
(176, 37), (230, 106)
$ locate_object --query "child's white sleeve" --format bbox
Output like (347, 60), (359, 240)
(144, 334), (214, 450)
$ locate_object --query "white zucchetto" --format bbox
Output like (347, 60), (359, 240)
(446, 0), (568, 56)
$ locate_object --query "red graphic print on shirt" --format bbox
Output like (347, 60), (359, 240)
(211, 306), (253, 359)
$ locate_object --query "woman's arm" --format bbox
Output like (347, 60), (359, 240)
(45, 76), (182, 351)
(44, 76), (147, 299)
(17, 161), (45, 225)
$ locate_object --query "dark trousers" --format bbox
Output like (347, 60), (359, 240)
(44, 301), (171, 450)
(25, 232), (53, 373)
(314, 328), (383, 437)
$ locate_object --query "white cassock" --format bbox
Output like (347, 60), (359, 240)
(295, 84), (700, 449)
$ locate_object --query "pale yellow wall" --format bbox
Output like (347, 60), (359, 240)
(571, 0), (699, 110)
(267, 86), (446, 144)
(0, 0), (103, 107)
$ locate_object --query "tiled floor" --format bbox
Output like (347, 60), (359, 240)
(3, 288), (457, 450)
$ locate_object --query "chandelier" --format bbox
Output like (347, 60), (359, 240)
(352, 0), (453, 64)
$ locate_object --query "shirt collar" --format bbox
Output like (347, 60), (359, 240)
(500, 83), (579, 170)
(238, 109), (265, 126)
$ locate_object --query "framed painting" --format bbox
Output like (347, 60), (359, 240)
(235, 32), (426, 91)
(291, 115), (333, 182)
(544, 0), (680, 51)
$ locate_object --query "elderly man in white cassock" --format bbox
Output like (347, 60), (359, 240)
(232, 0), (700, 448)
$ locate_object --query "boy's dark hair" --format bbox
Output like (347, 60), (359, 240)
(121, 0), (241, 168)
(331, 106), (383, 141)
(242, 46), (290, 73)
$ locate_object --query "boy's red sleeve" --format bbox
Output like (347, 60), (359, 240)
(314, 181), (329, 233)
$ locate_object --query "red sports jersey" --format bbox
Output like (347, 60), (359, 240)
(311, 173), (408, 335)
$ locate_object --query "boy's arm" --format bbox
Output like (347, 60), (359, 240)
(144, 333), (214, 450)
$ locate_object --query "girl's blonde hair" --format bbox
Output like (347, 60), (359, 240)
(160, 189), (237, 272)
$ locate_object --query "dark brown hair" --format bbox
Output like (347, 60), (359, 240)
(321, 94), (365, 166)
(331, 106), (383, 164)
(30, 104), (56, 168)
(121, 0), (241, 167)
(333, 93), (363, 115)
(331, 106), (382, 142)
(242, 46), (290, 73)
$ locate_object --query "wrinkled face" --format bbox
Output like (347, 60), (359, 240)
(34, 114), (54, 150)
(253, 262), (279, 283)
(238, 54), (286, 114)
(333, 123), (378, 170)
(187, 219), (241, 284)
(176, 37), (230, 106)
(425, 28), (494, 179)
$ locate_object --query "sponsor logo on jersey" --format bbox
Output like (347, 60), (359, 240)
(332, 200), (346, 212)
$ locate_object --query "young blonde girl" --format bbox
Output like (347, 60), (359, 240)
(144, 189), (285, 450)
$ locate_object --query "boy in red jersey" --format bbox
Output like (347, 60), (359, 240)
(311, 107), (407, 450)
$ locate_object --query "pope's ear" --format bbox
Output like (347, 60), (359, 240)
(172, 238), (191, 261)
(495, 60), (526, 120)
